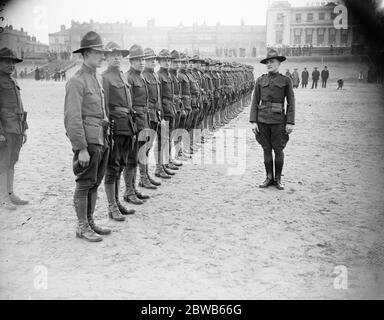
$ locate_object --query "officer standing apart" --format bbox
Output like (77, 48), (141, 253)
(102, 41), (136, 221)
(250, 49), (295, 190)
(311, 67), (320, 89)
(64, 31), (111, 242)
(321, 66), (329, 88)
(0, 48), (29, 211)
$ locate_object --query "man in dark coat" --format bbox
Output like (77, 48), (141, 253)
(301, 67), (309, 88)
(321, 66), (329, 88)
(311, 67), (320, 89)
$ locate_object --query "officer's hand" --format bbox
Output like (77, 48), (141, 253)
(78, 149), (90, 167)
(286, 124), (294, 135)
(22, 133), (27, 145)
(0, 134), (6, 142)
(252, 123), (259, 134)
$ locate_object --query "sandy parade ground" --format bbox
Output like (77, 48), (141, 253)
(0, 60), (384, 299)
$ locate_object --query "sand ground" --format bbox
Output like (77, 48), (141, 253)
(0, 75), (383, 299)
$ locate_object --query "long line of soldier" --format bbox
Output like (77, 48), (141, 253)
(61, 31), (256, 242)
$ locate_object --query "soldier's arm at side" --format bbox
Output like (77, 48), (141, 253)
(64, 78), (87, 151)
(102, 75), (110, 119)
(285, 76), (295, 125)
(249, 78), (261, 123)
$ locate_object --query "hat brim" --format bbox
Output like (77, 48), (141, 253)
(106, 49), (130, 58)
(143, 54), (158, 60)
(0, 56), (23, 63)
(72, 45), (110, 54)
(128, 54), (147, 59)
(260, 56), (286, 64)
(157, 56), (174, 60)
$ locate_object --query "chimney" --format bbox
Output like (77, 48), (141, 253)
(32, 36), (36, 42)
(20, 27), (24, 32)
(60, 25), (65, 31)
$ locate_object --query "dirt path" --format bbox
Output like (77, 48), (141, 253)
(0, 79), (383, 299)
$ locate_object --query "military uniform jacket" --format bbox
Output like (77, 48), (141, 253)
(177, 69), (192, 111)
(249, 72), (295, 125)
(0, 72), (28, 135)
(102, 67), (137, 136)
(312, 70), (320, 80)
(142, 68), (163, 123)
(126, 68), (150, 130)
(157, 67), (176, 118)
(169, 68), (183, 113)
(64, 64), (108, 151)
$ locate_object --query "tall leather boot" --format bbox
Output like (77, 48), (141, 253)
(133, 170), (149, 200)
(146, 164), (161, 186)
(155, 164), (171, 179)
(88, 191), (114, 233)
(274, 155), (285, 190)
(0, 170), (16, 211)
(74, 195), (102, 242)
(7, 166), (28, 205)
(123, 167), (144, 205)
(105, 183), (125, 221)
(162, 164), (175, 176)
(259, 161), (275, 188)
(115, 178), (135, 215)
(138, 163), (157, 189)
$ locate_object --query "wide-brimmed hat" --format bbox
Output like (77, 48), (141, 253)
(170, 49), (181, 61)
(189, 54), (203, 63)
(72, 31), (108, 54)
(260, 48), (286, 64)
(104, 41), (129, 57)
(157, 49), (173, 60)
(128, 44), (146, 59)
(143, 48), (157, 60)
(0, 47), (23, 63)
(178, 53), (189, 62)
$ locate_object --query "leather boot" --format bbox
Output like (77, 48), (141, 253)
(0, 171), (16, 211)
(138, 163), (157, 189)
(123, 167), (144, 205)
(166, 162), (179, 170)
(146, 164), (161, 186)
(162, 164), (175, 176)
(155, 164), (171, 179)
(115, 178), (135, 215)
(88, 191), (113, 233)
(133, 172), (149, 200)
(105, 183), (126, 221)
(275, 158), (285, 190)
(259, 161), (275, 188)
(7, 167), (28, 205)
(170, 152), (182, 166)
(74, 196), (102, 242)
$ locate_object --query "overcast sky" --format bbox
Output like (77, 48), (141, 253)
(2, 0), (332, 44)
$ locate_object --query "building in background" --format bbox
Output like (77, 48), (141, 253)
(49, 19), (266, 59)
(0, 25), (49, 59)
(266, 1), (365, 55)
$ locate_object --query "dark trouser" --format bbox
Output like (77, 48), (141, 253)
(322, 79), (327, 88)
(0, 133), (23, 173)
(312, 80), (318, 89)
(255, 123), (289, 179)
(104, 135), (135, 184)
(302, 82), (307, 88)
(164, 116), (175, 162)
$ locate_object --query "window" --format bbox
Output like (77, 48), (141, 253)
(329, 28), (336, 44)
(276, 30), (283, 44)
(276, 13), (284, 23)
(305, 28), (313, 44)
(341, 29), (348, 44)
(295, 13), (302, 23)
(294, 29), (302, 44)
(317, 28), (325, 45)
(319, 12), (325, 20)
(307, 13), (313, 22)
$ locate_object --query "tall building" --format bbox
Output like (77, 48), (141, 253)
(266, 1), (364, 51)
(49, 19), (266, 58)
(0, 25), (49, 59)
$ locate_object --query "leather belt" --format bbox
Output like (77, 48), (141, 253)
(162, 96), (173, 101)
(133, 105), (149, 113)
(261, 101), (283, 108)
(110, 106), (130, 114)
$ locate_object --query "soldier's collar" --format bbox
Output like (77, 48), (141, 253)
(81, 63), (97, 75)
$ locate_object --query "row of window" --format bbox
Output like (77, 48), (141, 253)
(275, 28), (349, 45)
(276, 12), (337, 23)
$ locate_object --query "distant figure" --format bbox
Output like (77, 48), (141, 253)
(337, 79), (344, 90)
(285, 69), (292, 81)
(45, 69), (49, 81)
(358, 70), (364, 81)
(54, 68), (60, 81)
(330, 44), (334, 55)
(61, 69), (66, 81)
(321, 66), (329, 88)
(301, 67), (309, 88)
(311, 67), (320, 89)
(34, 67), (40, 81)
(291, 68), (300, 88)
